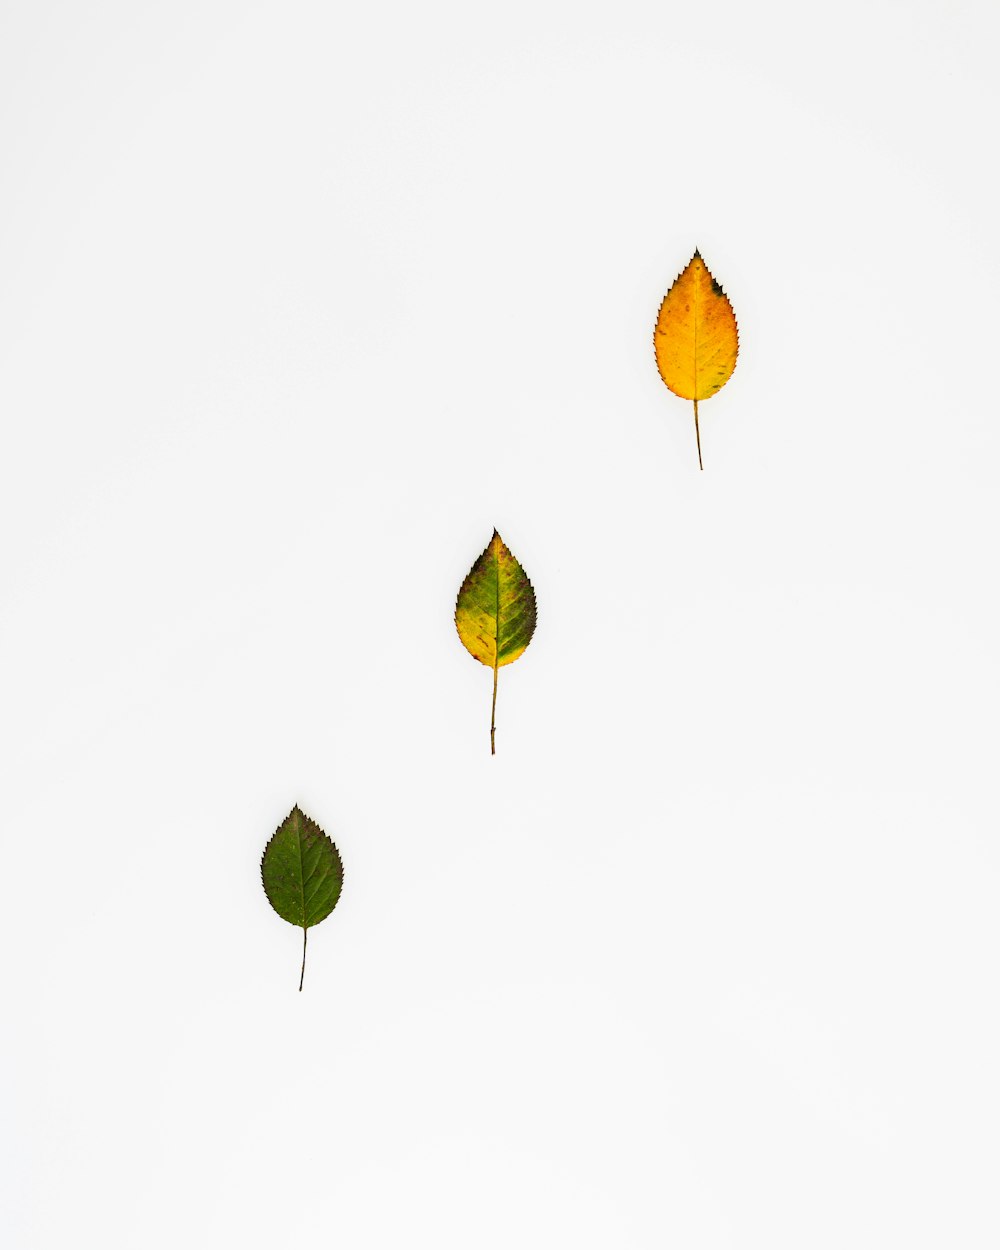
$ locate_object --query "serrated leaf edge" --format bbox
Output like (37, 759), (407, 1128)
(453, 528), (538, 661)
(652, 249), (741, 383)
(260, 803), (345, 930)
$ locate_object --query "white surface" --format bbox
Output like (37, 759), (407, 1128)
(2, 1), (999, 1246)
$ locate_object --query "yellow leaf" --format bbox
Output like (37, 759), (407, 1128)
(653, 250), (739, 469)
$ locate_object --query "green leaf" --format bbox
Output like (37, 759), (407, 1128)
(455, 529), (537, 754)
(261, 805), (344, 991)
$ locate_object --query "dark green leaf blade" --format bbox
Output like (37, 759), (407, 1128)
(261, 806), (344, 988)
(261, 805), (344, 927)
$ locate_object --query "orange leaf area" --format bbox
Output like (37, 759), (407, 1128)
(654, 251), (739, 402)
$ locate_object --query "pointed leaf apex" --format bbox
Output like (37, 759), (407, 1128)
(653, 248), (739, 424)
(455, 530), (537, 675)
(261, 806), (344, 935)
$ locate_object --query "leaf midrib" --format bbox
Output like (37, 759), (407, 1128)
(494, 543), (501, 676)
(296, 817), (307, 931)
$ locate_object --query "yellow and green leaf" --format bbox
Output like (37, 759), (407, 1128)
(653, 249), (739, 469)
(455, 530), (536, 754)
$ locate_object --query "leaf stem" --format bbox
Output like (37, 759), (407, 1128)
(299, 926), (307, 992)
(693, 398), (703, 471)
(490, 662), (498, 755)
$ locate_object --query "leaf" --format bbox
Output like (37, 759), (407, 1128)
(261, 805), (344, 991)
(653, 249), (739, 470)
(455, 529), (536, 755)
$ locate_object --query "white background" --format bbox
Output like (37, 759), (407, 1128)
(2, 1), (999, 1245)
